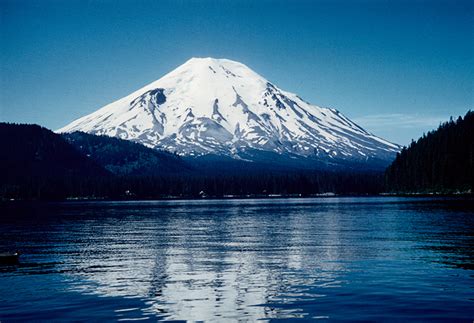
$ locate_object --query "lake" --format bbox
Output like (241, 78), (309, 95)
(0, 197), (473, 321)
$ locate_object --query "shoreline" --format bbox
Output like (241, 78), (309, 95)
(1, 192), (472, 203)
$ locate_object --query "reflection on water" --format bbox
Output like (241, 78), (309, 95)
(0, 197), (473, 321)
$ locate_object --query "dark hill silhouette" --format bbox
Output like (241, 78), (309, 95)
(0, 123), (110, 199)
(385, 111), (473, 193)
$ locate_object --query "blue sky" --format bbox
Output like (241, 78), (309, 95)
(1, 0), (473, 145)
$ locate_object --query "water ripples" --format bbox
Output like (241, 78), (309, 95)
(0, 197), (473, 321)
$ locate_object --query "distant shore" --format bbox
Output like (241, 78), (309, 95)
(1, 191), (472, 202)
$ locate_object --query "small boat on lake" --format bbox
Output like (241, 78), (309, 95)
(0, 252), (20, 265)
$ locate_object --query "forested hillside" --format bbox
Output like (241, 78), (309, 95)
(62, 132), (193, 175)
(0, 123), (110, 199)
(385, 111), (473, 193)
(1, 123), (387, 200)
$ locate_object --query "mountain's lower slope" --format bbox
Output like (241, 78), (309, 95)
(58, 57), (399, 167)
(385, 111), (473, 193)
(62, 132), (193, 176)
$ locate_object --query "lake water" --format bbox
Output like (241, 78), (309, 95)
(0, 197), (473, 321)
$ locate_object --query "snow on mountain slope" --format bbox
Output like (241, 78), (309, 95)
(57, 57), (399, 163)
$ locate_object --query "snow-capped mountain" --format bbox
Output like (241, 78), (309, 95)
(58, 57), (399, 164)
